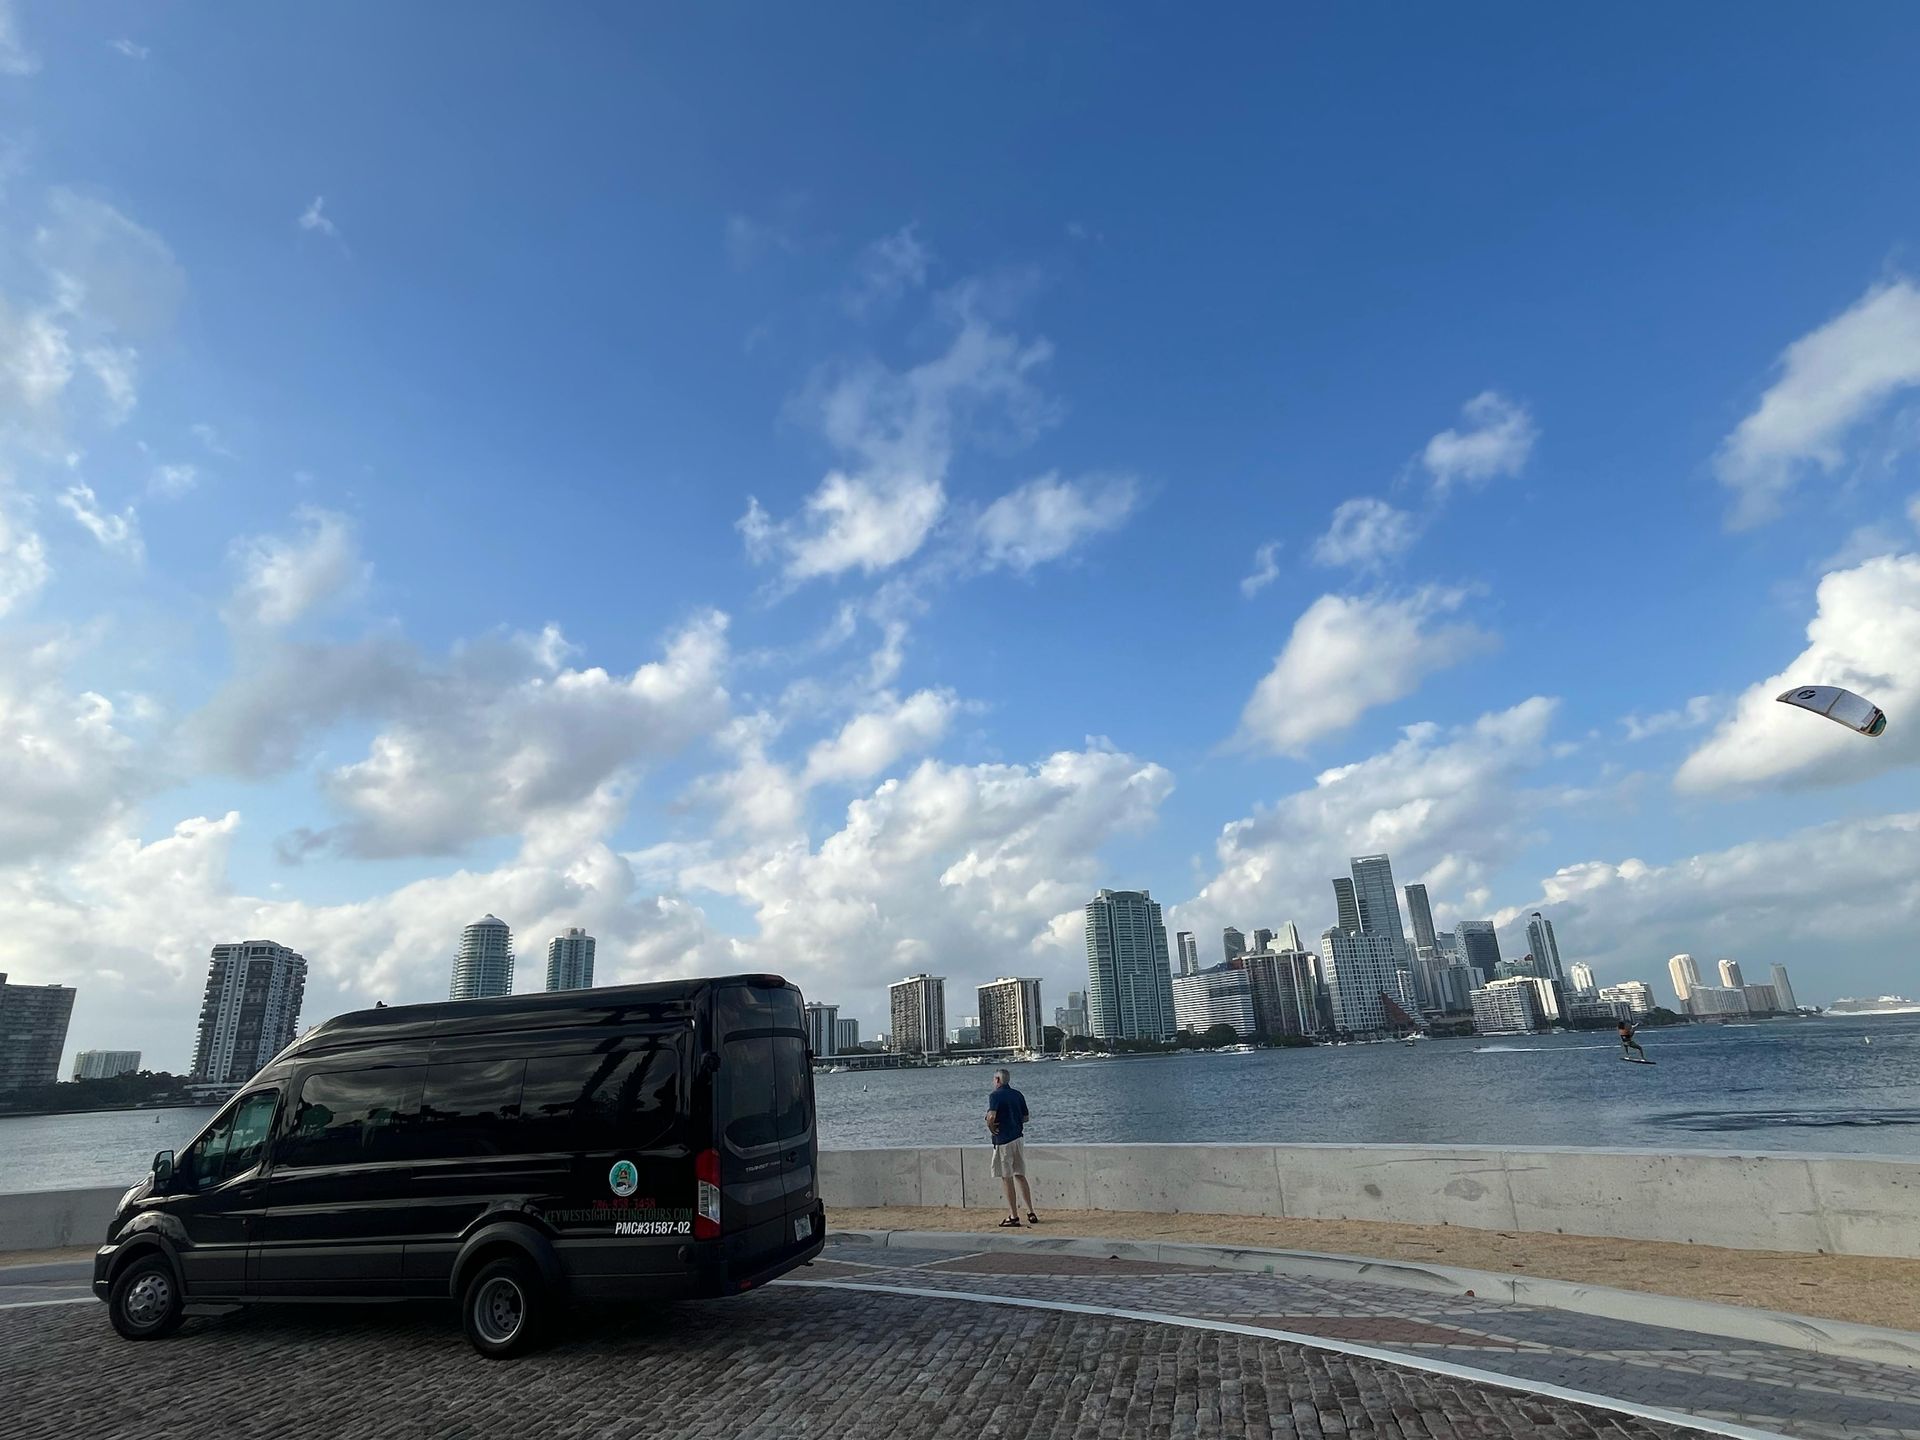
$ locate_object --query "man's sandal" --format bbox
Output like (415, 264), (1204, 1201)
(998, 1216), (1022, 1227)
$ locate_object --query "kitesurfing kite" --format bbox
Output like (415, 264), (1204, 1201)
(1775, 685), (1887, 737)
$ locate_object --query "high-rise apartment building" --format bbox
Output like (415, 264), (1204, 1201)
(1251, 927), (1274, 954)
(1331, 877), (1361, 934)
(888, 974), (947, 1055)
(1221, 927), (1247, 963)
(1668, 953), (1701, 1006)
(1172, 964), (1257, 1038)
(1239, 949), (1318, 1037)
(1743, 984), (1780, 1013)
(1569, 962), (1597, 996)
(190, 942), (307, 1086)
(451, 915), (515, 1000)
(1404, 884), (1437, 954)
(834, 1017), (861, 1053)
(1599, 980), (1654, 1017)
(804, 1001), (840, 1057)
(1717, 958), (1745, 989)
(1770, 964), (1798, 1013)
(0, 975), (78, 1093)
(72, 1049), (141, 1080)
(1435, 962), (1479, 1013)
(1688, 985), (1749, 1017)
(979, 977), (1044, 1052)
(544, 928), (596, 991)
(1472, 976), (1546, 1035)
(1054, 991), (1090, 1037)
(1319, 929), (1417, 1036)
(1525, 912), (1566, 982)
(1276, 922), (1303, 953)
(1175, 932), (1199, 977)
(1084, 889), (1177, 1041)
(1455, 921), (1501, 983)
(1349, 855), (1407, 943)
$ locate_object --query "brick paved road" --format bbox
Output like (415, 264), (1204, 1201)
(0, 1278), (1705, 1440)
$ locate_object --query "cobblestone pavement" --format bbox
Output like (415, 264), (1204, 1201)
(807, 1241), (1920, 1440)
(0, 1268), (1706, 1440)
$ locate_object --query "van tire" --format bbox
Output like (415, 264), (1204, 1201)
(108, 1253), (184, 1341)
(461, 1255), (545, 1359)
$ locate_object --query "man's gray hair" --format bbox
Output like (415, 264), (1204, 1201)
(993, 1068), (1011, 1084)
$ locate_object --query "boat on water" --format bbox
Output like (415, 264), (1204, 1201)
(1829, 995), (1920, 1015)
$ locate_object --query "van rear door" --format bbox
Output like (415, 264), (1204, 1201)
(714, 981), (812, 1257)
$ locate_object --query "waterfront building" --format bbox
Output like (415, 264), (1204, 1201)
(1054, 990), (1090, 1037)
(1688, 984), (1749, 1017)
(1084, 889), (1177, 1041)
(1770, 964), (1798, 1013)
(1455, 921), (1501, 983)
(1175, 931), (1200, 977)
(1523, 912), (1565, 984)
(1404, 884), (1437, 954)
(1566, 997), (1631, 1024)
(1436, 963), (1479, 1013)
(1717, 958), (1745, 989)
(805, 1001), (840, 1057)
(1743, 983), (1780, 1013)
(190, 942), (306, 1086)
(888, 974), (947, 1055)
(544, 928), (596, 991)
(1668, 953), (1702, 1006)
(835, 1017), (861, 1052)
(1319, 929), (1417, 1036)
(1251, 927), (1274, 954)
(1222, 927), (1247, 963)
(452, 915), (515, 1000)
(1171, 963), (1257, 1038)
(0, 975), (78, 1092)
(955, 1024), (982, 1046)
(1237, 949), (1317, 1037)
(1472, 976), (1546, 1035)
(1276, 922), (1303, 953)
(1599, 981), (1655, 1017)
(1349, 854), (1406, 942)
(1527, 975), (1561, 1022)
(1569, 962), (1597, 996)
(72, 1049), (141, 1080)
(1331, 877), (1361, 934)
(979, 977), (1044, 1051)
(1434, 929), (1460, 962)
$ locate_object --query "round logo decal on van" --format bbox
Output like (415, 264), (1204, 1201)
(608, 1160), (639, 1197)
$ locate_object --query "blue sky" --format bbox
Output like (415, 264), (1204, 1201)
(5, 3), (1920, 1070)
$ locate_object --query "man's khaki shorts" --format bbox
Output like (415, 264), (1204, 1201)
(991, 1137), (1026, 1178)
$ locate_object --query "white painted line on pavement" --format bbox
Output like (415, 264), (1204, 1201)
(0, 1296), (95, 1310)
(792, 1277), (1792, 1440)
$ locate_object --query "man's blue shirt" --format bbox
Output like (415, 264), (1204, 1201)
(986, 1086), (1027, 1145)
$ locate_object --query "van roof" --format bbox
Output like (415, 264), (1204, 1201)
(276, 972), (797, 1062)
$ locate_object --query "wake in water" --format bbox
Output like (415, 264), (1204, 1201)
(1657, 1108), (1920, 1131)
(1475, 1043), (1623, 1053)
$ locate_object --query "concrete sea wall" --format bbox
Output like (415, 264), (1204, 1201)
(0, 1185), (123, 1252)
(819, 1143), (1920, 1259)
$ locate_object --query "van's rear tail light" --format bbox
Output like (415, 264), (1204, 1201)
(694, 1149), (721, 1239)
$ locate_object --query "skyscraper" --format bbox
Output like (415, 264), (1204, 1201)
(1276, 922), (1303, 953)
(1241, 948), (1318, 1037)
(1171, 965), (1257, 1038)
(1349, 855), (1407, 942)
(1455, 920), (1501, 983)
(1175, 931), (1199, 977)
(544, 928), (596, 991)
(888, 974), (946, 1055)
(73, 1049), (141, 1080)
(1404, 884), (1438, 954)
(1668, 953), (1701, 1006)
(1222, 927), (1247, 963)
(451, 915), (514, 1000)
(1085, 889), (1177, 1041)
(0, 975), (78, 1093)
(1525, 912), (1566, 982)
(1770, 964), (1798, 1013)
(805, 1001), (840, 1056)
(1569, 962), (1597, 996)
(1057, 990), (1090, 1037)
(190, 942), (306, 1086)
(1717, 958), (1745, 989)
(1251, 927), (1274, 954)
(979, 977), (1044, 1051)
(1319, 929), (1418, 1036)
(834, 1016), (861, 1052)
(1331, 877), (1361, 934)
(1472, 977), (1546, 1035)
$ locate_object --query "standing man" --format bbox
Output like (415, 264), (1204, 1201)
(985, 1068), (1037, 1227)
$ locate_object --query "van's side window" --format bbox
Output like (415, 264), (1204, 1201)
(521, 1044), (678, 1154)
(772, 1038), (810, 1142)
(417, 1059), (526, 1158)
(278, 1068), (422, 1169)
(179, 1107), (235, 1191)
(224, 1090), (281, 1177)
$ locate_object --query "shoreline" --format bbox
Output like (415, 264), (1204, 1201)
(0, 1100), (215, 1120)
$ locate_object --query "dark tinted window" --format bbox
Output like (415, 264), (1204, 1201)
(520, 1041), (680, 1154)
(417, 1059), (526, 1159)
(179, 1107), (234, 1191)
(225, 1090), (280, 1176)
(772, 1038), (810, 1142)
(719, 985), (805, 1150)
(278, 1068), (421, 1169)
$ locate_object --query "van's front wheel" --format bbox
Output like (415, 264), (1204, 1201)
(108, 1254), (183, 1341)
(461, 1256), (545, 1358)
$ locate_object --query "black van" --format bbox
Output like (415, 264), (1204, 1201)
(92, 973), (825, 1356)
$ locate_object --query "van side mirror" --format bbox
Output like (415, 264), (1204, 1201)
(152, 1150), (174, 1187)
(699, 1051), (721, 1076)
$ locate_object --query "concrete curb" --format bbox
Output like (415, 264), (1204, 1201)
(829, 1226), (1920, 1372)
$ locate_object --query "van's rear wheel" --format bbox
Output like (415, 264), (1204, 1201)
(108, 1254), (183, 1341)
(461, 1256), (545, 1358)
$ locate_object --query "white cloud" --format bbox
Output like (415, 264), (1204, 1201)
(190, 422), (234, 457)
(1677, 551), (1920, 792)
(1311, 498), (1418, 572)
(226, 508), (369, 628)
(1240, 541), (1281, 599)
(845, 224), (932, 315)
(975, 472), (1137, 573)
(59, 481), (142, 560)
(0, 494), (48, 615)
(0, 299), (73, 417)
(0, 635), (147, 862)
(1621, 695), (1715, 742)
(1235, 587), (1497, 756)
(298, 196), (339, 239)
(36, 189), (184, 336)
(1422, 391), (1536, 495)
(110, 38), (149, 61)
(150, 462), (198, 498)
(802, 688), (957, 787)
(0, 1), (39, 76)
(82, 345), (138, 423)
(1717, 279), (1920, 529)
